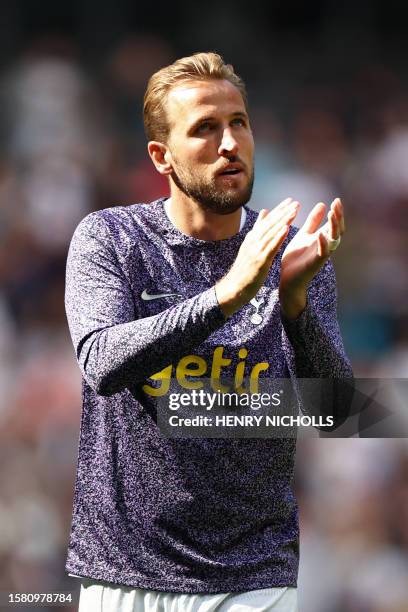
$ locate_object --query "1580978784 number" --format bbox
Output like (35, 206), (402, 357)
(7, 592), (73, 605)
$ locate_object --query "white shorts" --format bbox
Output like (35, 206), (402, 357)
(78, 578), (298, 612)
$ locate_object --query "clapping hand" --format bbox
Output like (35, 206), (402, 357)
(279, 198), (345, 319)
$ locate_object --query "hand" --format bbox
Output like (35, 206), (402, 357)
(279, 197), (345, 319)
(216, 198), (300, 318)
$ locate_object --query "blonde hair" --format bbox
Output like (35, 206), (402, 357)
(143, 51), (248, 143)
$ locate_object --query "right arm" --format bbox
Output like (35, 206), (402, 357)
(65, 212), (227, 396)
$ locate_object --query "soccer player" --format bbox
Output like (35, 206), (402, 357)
(65, 52), (352, 611)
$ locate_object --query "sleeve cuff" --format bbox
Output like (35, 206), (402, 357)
(206, 286), (228, 325)
(281, 298), (313, 347)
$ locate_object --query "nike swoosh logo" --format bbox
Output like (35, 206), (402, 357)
(141, 289), (182, 301)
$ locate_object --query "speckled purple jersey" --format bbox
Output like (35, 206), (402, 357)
(64, 198), (352, 593)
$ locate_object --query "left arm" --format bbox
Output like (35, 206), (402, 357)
(281, 258), (353, 378)
(278, 197), (354, 431)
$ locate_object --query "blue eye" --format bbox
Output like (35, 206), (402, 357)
(197, 122), (213, 133)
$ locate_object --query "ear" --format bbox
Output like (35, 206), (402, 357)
(147, 141), (173, 176)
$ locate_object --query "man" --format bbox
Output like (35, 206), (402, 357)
(65, 52), (352, 611)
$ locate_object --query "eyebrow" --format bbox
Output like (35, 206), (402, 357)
(188, 111), (249, 134)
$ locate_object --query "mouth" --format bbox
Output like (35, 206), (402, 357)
(220, 169), (242, 176)
(217, 164), (245, 178)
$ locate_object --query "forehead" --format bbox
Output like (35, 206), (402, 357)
(166, 79), (246, 128)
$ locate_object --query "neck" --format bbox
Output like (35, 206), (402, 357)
(166, 188), (242, 241)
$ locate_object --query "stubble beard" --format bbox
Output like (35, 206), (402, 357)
(170, 161), (254, 215)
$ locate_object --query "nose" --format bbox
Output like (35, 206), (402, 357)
(218, 128), (239, 157)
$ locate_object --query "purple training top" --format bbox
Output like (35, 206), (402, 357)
(64, 198), (352, 593)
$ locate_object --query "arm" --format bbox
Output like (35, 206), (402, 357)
(281, 258), (353, 378)
(281, 262), (354, 432)
(279, 197), (352, 376)
(65, 212), (226, 397)
(278, 198), (354, 431)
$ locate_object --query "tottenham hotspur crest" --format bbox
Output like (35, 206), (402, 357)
(249, 296), (264, 325)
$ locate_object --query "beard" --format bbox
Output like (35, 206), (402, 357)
(170, 158), (254, 215)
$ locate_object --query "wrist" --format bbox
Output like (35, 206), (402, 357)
(215, 277), (247, 319)
(279, 284), (307, 320)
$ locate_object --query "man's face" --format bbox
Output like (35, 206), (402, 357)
(164, 79), (255, 215)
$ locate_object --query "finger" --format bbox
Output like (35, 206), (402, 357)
(271, 197), (293, 213)
(254, 198), (293, 228)
(317, 231), (330, 259)
(302, 202), (326, 234)
(264, 224), (290, 261)
(328, 210), (339, 240)
(254, 209), (270, 227)
(331, 197), (345, 234)
(257, 200), (299, 239)
(332, 196), (343, 214)
(261, 210), (297, 251)
(320, 211), (336, 238)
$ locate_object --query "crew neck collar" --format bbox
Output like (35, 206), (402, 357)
(158, 197), (249, 246)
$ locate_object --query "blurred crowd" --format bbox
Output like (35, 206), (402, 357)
(0, 29), (407, 612)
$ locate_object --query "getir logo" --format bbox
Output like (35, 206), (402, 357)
(142, 346), (269, 396)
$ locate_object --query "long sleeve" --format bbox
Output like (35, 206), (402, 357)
(281, 258), (352, 378)
(64, 212), (226, 397)
(64, 203), (303, 593)
(280, 258), (354, 431)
